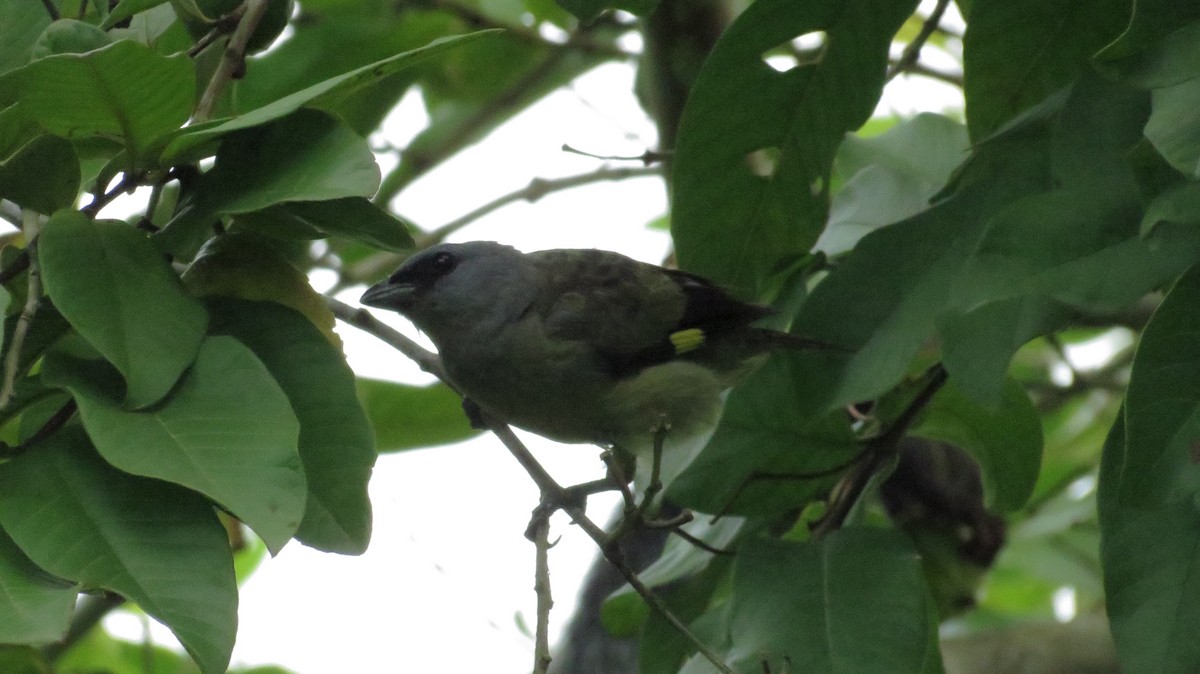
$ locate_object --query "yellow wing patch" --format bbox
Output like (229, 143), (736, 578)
(670, 328), (706, 354)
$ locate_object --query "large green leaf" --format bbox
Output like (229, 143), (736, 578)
(0, 0), (52, 75)
(38, 211), (208, 408)
(158, 110), (382, 255)
(961, 0), (1131, 140)
(723, 531), (941, 673)
(208, 299), (376, 555)
(1121, 262), (1200, 506)
(357, 377), (479, 453)
(1100, 413), (1200, 673)
(160, 30), (499, 163)
(0, 40), (193, 156)
(672, 0), (919, 296)
(0, 428), (237, 674)
(0, 135), (80, 214)
(251, 197), (415, 252)
(912, 378), (1043, 511)
(0, 527), (75, 644)
(1146, 78), (1200, 178)
(42, 337), (306, 555)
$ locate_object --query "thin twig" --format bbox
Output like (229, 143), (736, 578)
(348, 165), (661, 286)
(561, 144), (669, 166)
(810, 364), (949, 540)
(532, 518), (553, 674)
(0, 212), (42, 410)
(887, 0), (952, 81)
(336, 304), (737, 674)
(81, 171), (145, 218)
(39, 0), (60, 20)
(888, 58), (963, 87)
(194, 0), (269, 122)
(324, 296), (447, 381)
(0, 400), (79, 460)
(427, 0), (635, 59)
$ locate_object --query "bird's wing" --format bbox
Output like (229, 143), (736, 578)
(528, 250), (771, 376)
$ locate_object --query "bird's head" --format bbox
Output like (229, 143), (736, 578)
(361, 242), (533, 342)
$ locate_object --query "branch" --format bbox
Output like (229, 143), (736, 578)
(348, 165), (660, 285)
(81, 171), (146, 218)
(426, 0), (635, 59)
(532, 518), (554, 674)
(39, 0), (60, 20)
(888, 58), (963, 87)
(887, 0), (952, 81)
(0, 211), (42, 410)
(324, 296), (447, 381)
(194, 0), (269, 122)
(335, 303), (736, 674)
(810, 364), (949, 539)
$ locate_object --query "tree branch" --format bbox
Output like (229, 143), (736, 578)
(811, 364), (949, 539)
(532, 518), (554, 674)
(424, 0), (636, 59)
(39, 0), (60, 20)
(0, 211), (42, 411)
(887, 0), (953, 81)
(334, 302), (736, 674)
(349, 165), (661, 285)
(194, 0), (269, 122)
(42, 592), (127, 662)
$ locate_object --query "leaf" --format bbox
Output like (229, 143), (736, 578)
(0, 135), (80, 214)
(39, 211), (208, 408)
(1141, 180), (1200, 235)
(555, 0), (657, 21)
(0, 428), (237, 674)
(261, 198), (415, 252)
(668, 357), (860, 516)
(29, 19), (112, 59)
(672, 0), (919, 296)
(357, 377), (478, 452)
(0, 40), (193, 156)
(42, 337), (307, 555)
(818, 113), (970, 256)
(1099, 413), (1200, 673)
(912, 378), (1043, 511)
(1121, 262), (1200, 507)
(0, 0), (52, 75)
(208, 299), (376, 555)
(725, 531), (941, 673)
(961, 0), (1131, 140)
(160, 31), (499, 163)
(102, 0), (171, 30)
(1098, 14), (1200, 87)
(158, 110), (382, 253)
(0, 527), (75, 644)
(1146, 78), (1200, 177)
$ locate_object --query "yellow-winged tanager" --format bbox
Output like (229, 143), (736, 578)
(360, 242), (828, 462)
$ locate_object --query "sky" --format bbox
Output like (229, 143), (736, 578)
(98, 4), (969, 671)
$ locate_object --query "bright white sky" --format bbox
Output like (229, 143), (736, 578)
(99, 5), (967, 671)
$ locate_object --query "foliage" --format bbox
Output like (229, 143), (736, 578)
(0, 0), (1198, 672)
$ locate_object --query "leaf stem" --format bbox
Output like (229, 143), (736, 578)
(194, 0), (270, 122)
(0, 211), (42, 410)
(887, 0), (952, 81)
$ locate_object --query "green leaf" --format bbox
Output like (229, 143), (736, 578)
(819, 113), (970, 256)
(1099, 413), (1200, 673)
(208, 299), (376, 555)
(160, 31), (499, 164)
(102, 0), (171, 30)
(961, 0), (1131, 140)
(555, 0), (657, 21)
(255, 197), (415, 251)
(1146, 78), (1200, 177)
(42, 337), (306, 555)
(357, 377), (479, 452)
(726, 531), (941, 673)
(39, 211), (208, 408)
(1141, 180), (1200, 235)
(0, 527), (75, 644)
(0, 40), (193, 156)
(912, 378), (1043, 511)
(1097, 0), (1200, 69)
(0, 135), (80, 214)
(0, 0), (52, 75)
(158, 110), (382, 254)
(1121, 262), (1200, 507)
(668, 358), (860, 516)
(672, 0), (919, 296)
(0, 428), (237, 674)
(29, 19), (113, 59)
(1098, 15), (1200, 87)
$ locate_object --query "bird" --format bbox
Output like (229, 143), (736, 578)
(360, 242), (832, 468)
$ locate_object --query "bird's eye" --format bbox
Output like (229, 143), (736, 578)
(431, 251), (456, 274)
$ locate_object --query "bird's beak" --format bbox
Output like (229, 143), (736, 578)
(360, 281), (416, 310)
